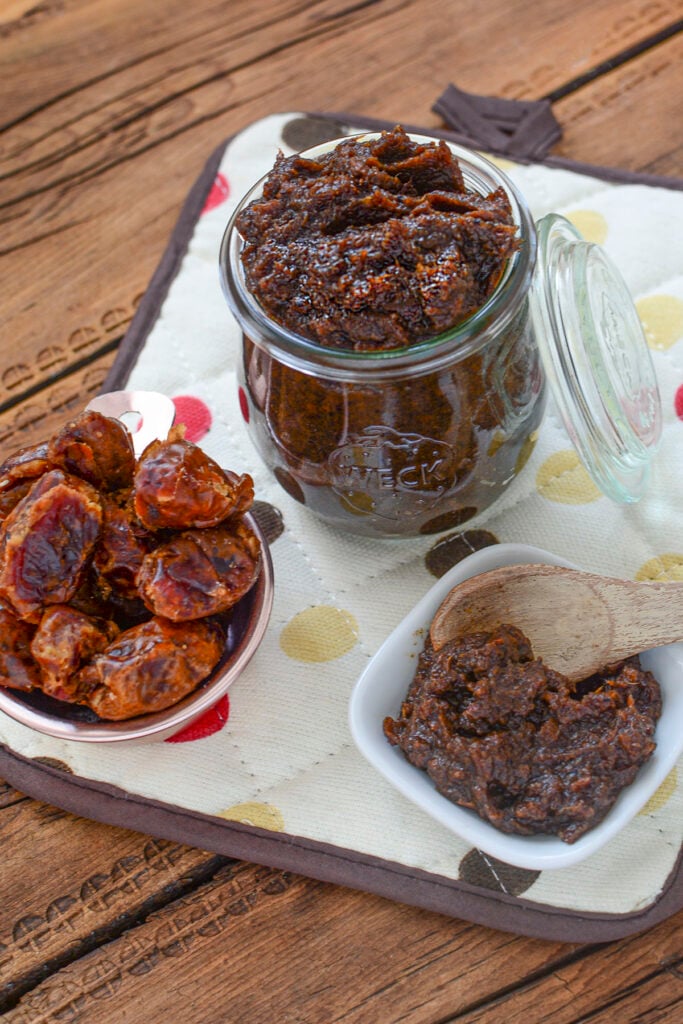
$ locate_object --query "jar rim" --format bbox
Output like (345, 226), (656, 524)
(219, 131), (537, 379)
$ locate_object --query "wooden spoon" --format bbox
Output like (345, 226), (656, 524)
(429, 563), (683, 682)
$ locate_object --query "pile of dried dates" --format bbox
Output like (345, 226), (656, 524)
(0, 410), (260, 720)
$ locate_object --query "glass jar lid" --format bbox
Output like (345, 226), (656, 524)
(532, 213), (662, 503)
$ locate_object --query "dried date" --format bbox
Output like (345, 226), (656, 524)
(93, 496), (153, 599)
(31, 605), (119, 701)
(48, 410), (135, 491)
(0, 470), (103, 622)
(0, 602), (42, 692)
(0, 441), (50, 492)
(77, 617), (225, 720)
(134, 434), (253, 530)
(137, 521), (261, 621)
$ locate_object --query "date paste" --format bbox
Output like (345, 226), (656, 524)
(236, 126), (519, 350)
(384, 625), (661, 842)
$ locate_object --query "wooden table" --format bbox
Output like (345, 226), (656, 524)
(1, 2), (682, 1020)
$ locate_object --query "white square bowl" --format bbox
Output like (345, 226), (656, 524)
(349, 543), (683, 870)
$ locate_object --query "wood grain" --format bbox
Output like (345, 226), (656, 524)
(429, 564), (683, 679)
(1, 858), (570, 1023)
(0, 796), (225, 1010)
(553, 30), (683, 178)
(452, 913), (683, 1022)
(1, 804), (681, 1023)
(0, 351), (117, 456)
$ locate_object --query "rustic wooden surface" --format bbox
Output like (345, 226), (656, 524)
(1, 0), (682, 1020)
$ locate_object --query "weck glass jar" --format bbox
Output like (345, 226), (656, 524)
(219, 131), (660, 538)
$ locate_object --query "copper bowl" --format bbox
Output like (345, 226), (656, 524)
(0, 391), (274, 743)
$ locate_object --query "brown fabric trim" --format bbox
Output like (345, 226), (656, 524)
(2, 742), (681, 944)
(18, 108), (680, 943)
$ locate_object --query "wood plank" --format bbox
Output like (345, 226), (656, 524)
(451, 911), (683, 1023)
(0, 350), (117, 459)
(0, 795), (226, 1011)
(553, 31), (683, 179)
(572, 969), (683, 1024)
(1, 859), (572, 1023)
(3, 0), (679, 203)
(2, 0), (677, 130)
(1, 0), (681, 413)
(0, 779), (27, 810)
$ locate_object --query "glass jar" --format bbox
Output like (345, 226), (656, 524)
(219, 133), (659, 538)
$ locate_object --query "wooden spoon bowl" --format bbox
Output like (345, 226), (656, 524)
(430, 562), (683, 681)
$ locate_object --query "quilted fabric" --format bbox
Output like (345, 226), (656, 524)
(1, 112), (682, 919)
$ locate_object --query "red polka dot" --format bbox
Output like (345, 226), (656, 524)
(172, 395), (212, 443)
(201, 172), (230, 214)
(675, 385), (683, 420)
(238, 386), (250, 423)
(165, 695), (230, 743)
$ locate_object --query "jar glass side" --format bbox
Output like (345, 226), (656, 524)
(237, 297), (546, 537)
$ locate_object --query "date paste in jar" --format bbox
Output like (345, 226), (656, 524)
(229, 127), (544, 536)
(236, 126), (519, 350)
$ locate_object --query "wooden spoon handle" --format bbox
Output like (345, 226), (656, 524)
(430, 565), (683, 681)
(589, 575), (683, 655)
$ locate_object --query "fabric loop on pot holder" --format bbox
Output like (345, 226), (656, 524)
(433, 83), (562, 160)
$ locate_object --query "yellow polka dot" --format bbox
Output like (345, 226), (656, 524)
(536, 450), (601, 504)
(218, 802), (285, 831)
(564, 210), (608, 245)
(339, 491), (375, 516)
(638, 768), (677, 816)
(636, 295), (683, 351)
(635, 553), (683, 582)
(487, 430), (505, 458)
(480, 151), (517, 172)
(280, 605), (359, 662)
(515, 430), (539, 475)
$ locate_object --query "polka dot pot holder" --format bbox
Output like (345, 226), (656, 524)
(1, 110), (682, 943)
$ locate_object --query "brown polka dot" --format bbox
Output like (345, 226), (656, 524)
(420, 507), (478, 535)
(250, 500), (284, 543)
(274, 466), (305, 505)
(459, 849), (539, 895)
(425, 529), (499, 578)
(32, 757), (74, 774)
(635, 554), (683, 582)
(218, 801), (285, 831)
(638, 768), (677, 816)
(636, 295), (683, 351)
(280, 605), (359, 662)
(536, 450), (601, 504)
(281, 116), (349, 153)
